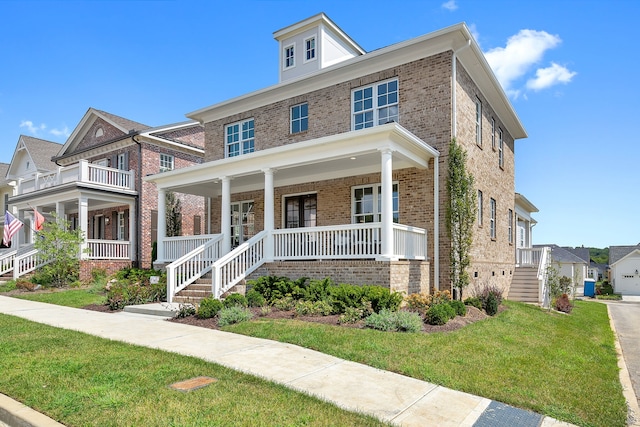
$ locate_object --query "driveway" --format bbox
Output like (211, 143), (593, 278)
(607, 297), (640, 416)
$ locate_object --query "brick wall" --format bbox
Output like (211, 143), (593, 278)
(79, 259), (132, 282)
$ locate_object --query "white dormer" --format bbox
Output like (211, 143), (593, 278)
(273, 13), (366, 83)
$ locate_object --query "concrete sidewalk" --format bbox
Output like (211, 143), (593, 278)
(0, 296), (573, 427)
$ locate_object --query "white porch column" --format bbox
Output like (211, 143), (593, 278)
(263, 169), (275, 260)
(128, 201), (136, 262)
(156, 188), (166, 263)
(220, 177), (231, 254)
(78, 197), (88, 259)
(379, 149), (395, 260)
(55, 202), (65, 221)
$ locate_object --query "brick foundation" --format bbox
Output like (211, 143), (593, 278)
(79, 260), (132, 282)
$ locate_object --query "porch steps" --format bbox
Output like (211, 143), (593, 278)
(507, 267), (539, 303)
(172, 276), (246, 305)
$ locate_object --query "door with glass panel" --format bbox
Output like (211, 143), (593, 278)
(230, 201), (254, 248)
(285, 194), (317, 228)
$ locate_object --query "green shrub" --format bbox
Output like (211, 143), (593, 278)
(361, 285), (403, 312)
(273, 295), (295, 311)
(304, 277), (333, 302)
(448, 300), (467, 317)
(175, 304), (196, 318)
(404, 292), (431, 312)
(464, 297), (483, 310)
(329, 283), (401, 314)
(329, 284), (364, 314)
(218, 306), (254, 327)
(425, 303), (455, 325)
(248, 276), (305, 304)
(485, 293), (499, 316)
(338, 306), (364, 324)
(364, 309), (423, 332)
(246, 289), (266, 307)
(294, 300), (334, 316)
(223, 293), (248, 308)
(197, 297), (223, 319)
(474, 283), (503, 312)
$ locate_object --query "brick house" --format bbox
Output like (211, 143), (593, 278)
(4, 108), (205, 279)
(145, 14), (528, 302)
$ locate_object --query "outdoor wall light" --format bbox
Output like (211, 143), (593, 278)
(105, 217), (110, 225)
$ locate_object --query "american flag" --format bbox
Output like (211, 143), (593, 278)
(3, 211), (24, 247)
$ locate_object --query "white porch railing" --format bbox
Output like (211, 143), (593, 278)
(86, 240), (130, 260)
(538, 246), (551, 308)
(393, 224), (427, 259)
(17, 160), (135, 195)
(14, 245), (50, 279)
(516, 247), (544, 267)
(163, 234), (220, 262)
(0, 250), (17, 276)
(212, 231), (267, 299)
(166, 234), (224, 303)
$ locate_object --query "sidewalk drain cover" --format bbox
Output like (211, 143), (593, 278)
(169, 376), (217, 392)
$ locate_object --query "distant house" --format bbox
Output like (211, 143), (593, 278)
(4, 109), (205, 279)
(0, 162), (12, 247)
(609, 245), (640, 296)
(536, 244), (590, 296)
(145, 13), (530, 303)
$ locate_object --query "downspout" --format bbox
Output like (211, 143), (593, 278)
(433, 155), (440, 291)
(132, 134), (143, 268)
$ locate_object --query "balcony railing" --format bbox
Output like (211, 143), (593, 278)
(86, 240), (130, 260)
(516, 247), (544, 267)
(17, 160), (135, 195)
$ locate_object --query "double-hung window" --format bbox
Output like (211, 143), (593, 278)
(352, 183), (399, 223)
(477, 190), (483, 226)
(508, 209), (513, 244)
(304, 37), (316, 62)
(159, 154), (174, 172)
(290, 103), (308, 134)
(284, 44), (295, 69)
(117, 211), (125, 241)
(352, 79), (398, 130)
(475, 98), (482, 147)
(491, 118), (496, 150)
(498, 128), (504, 168)
(226, 119), (255, 157)
(490, 198), (496, 239)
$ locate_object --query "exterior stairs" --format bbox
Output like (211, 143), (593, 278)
(508, 267), (539, 303)
(172, 273), (246, 305)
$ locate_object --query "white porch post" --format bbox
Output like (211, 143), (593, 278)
(128, 201), (136, 262)
(220, 177), (231, 254)
(78, 197), (88, 259)
(263, 169), (275, 261)
(379, 149), (395, 260)
(55, 202), (65, 221)
(157, 188), (166, 263)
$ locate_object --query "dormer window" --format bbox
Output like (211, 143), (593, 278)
(304, 37), (316, 62)
(284, 44), (295, 69)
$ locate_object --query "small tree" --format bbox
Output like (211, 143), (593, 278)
(34, 213), (85, 287)
(165, 191), (182, 237)
(446, 138), (476, 300)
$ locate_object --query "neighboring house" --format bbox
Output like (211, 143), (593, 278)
(514, 193), (538, 265)
(146, 14), (528, 302)
(609, 245), (640, 296)
(536, 244), (589, 297)
(5, 108), (205, 279)
(0, 162), (12, 247)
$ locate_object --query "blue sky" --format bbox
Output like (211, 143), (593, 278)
(0, 0), (637, 249)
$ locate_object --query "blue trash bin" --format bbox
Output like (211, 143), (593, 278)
(584, 278), (596, 297)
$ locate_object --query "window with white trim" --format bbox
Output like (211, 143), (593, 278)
(498, 128), (504, 169)
(226, 119), (255, 158)
(304, 37), (316, 62)
(284, 44), (295, 69)
(477, 190), (483, 226)
(508, 209), (513, 244)
(475, 98), (482, 147)
(230, 200), (254, 247)
(352, 79), (398, 130)
(352, 183), (399, 223)
(159, 154), (174, 172)
(117, 153), (127, 170)
(117, 211), (125, 241)
(490, 198), (496, 239)
(491, 117), (496, 150)
(290, 103), (308, 134)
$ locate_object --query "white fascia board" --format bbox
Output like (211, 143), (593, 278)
(56, 138), (136, 166)
(146, 124), (436, 188)
(273, 13), (365, 54)
(138, 134), (205, 156)
(515, 193), (539, 213)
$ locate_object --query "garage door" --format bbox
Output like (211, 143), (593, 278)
(617, 274), (640, 295)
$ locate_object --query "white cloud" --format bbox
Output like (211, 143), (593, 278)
(483, 29), (576, 98)
(50, 125), (70, 138)
(442, 0), (458, 11)
(526, 62), (577, 90)
(19, 120), (46, 135)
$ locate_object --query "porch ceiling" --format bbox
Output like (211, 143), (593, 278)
(147, 123), (439, 197)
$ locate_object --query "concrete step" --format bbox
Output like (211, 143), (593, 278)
(123, 303), (181, 318)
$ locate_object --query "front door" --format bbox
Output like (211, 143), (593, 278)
(285, 194), (317, 228)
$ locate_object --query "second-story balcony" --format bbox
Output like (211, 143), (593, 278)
(15, 160), (136, 196)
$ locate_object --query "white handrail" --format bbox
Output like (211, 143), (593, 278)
(516, 247), (543, 267)
(538, 246), (551, 308)
(212, 230), (267, 298)
(14, 246), (50, 279)
(166, 235), (223, 303)
(163, 234), (220, 262)
(0, 249), (17, 276)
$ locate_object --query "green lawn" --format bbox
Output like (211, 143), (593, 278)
(13, 288), (105, 307)
(0, 314), (387, 427)
(225, 301), (627, 427)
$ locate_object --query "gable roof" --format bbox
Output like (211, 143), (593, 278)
(6, 135), (62, 179)
(562, 247), (590, 264)
(610, 248), (640, 267)
(0, 163), (10, 186)
(140, 120), (205, 152)
(187, 20), (527, 140)
(610, 245), (640, 265)
(535, 244), (588, 264)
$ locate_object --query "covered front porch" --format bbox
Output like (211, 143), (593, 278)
(148, 123), (440, 301)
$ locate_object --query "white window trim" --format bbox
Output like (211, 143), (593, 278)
(117, 211), (125, 241)
(508, 209), (513, 244)
(351, 182), (399, 224)
(491, 117), (496, 150)
(283, 43), (295, 70)
(303, 35), (317, 63)
(351, 78), (399, 130)
(160, 153), (174, 172)
(477, 190), (483, 226)
(498, 128), (504, 169)
(230, 199), (255, 246)
(475, 98), (482, 147)
(290, 102), (308, 134)
(281, 191), (318, 228)
(225, 118), (255, 158)
(117, 153), (127, 170)
(94, 158), (108, 167)
(490, 198), (496, 239)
